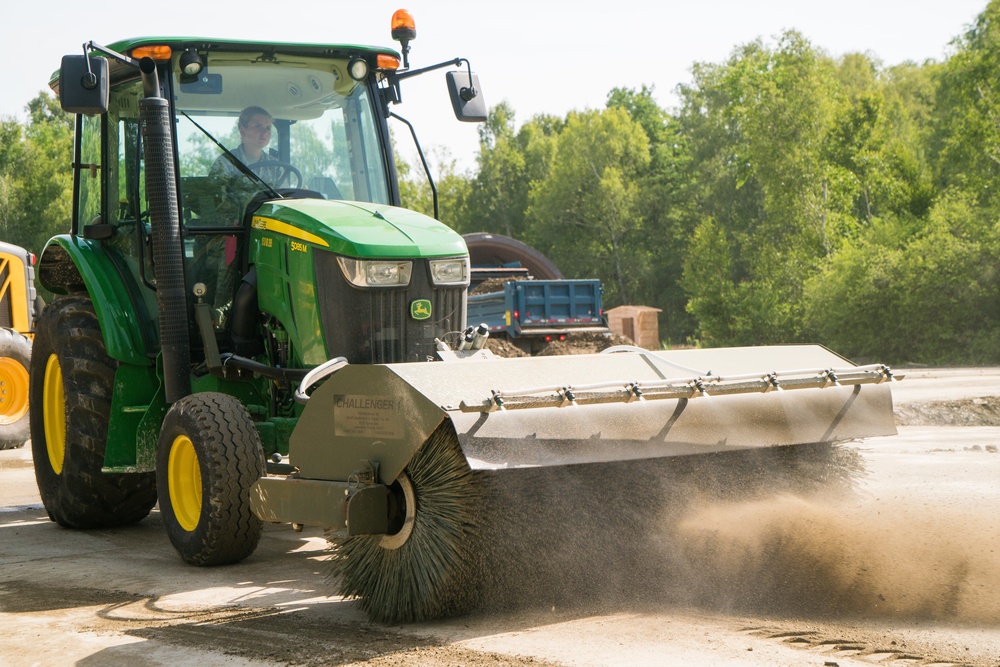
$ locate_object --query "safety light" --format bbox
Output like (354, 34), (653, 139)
(377, 54), (401, 71)
(130, 45), (172, 61)
(348, 57), (369, 81)
(391, 9), (416, 42)
(390, 8), (416, 68)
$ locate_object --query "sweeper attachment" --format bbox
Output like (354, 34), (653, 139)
(252, 344), (898, 621)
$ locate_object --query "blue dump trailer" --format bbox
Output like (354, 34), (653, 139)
(467, 279), (610, 353)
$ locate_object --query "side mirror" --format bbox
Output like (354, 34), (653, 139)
(59, 55), (109, 115)
(446, 70), (486, 123)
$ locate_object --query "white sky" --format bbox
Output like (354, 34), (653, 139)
(0, 0), (987, 172)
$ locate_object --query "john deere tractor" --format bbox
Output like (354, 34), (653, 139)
(38, 11), (899, 621)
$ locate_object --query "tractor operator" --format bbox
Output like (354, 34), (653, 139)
(209, 106), (279, 180)
(198, 105), (281, 314)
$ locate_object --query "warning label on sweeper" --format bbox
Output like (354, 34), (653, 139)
(332, 394), (405, 439)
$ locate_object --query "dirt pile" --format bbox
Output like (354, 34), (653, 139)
(482, 331), (636, 358)
(895, 395), (1000, 426)
(484, 337), (528, 358)
(535, 331), (635, 356)
(469, 277), (524, 295)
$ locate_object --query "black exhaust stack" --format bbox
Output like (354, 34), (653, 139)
(139, 57), (191, 402)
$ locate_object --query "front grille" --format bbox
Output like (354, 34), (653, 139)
(314, 251), (467, 364)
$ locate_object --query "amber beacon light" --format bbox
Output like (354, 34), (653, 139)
(391, 9), (416, 68)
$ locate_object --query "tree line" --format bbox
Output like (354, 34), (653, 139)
(403, 2), (1000, 365)
(4, 3), (1000, 365)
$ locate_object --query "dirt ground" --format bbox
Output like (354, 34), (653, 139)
(1, 367), (999, 666)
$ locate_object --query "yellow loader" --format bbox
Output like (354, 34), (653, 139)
(0, 241), (39, 449)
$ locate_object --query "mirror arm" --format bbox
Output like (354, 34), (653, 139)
(385, 57), (479, 110)
(81, 41), (140, 70)
(392, 57), (465, 82)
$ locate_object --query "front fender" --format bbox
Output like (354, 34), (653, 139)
(37, 235), (152, 366)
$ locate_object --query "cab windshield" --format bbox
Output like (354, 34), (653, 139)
(172, 52), (391, 227)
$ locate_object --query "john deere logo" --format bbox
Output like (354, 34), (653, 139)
(411, 299), (432, 320)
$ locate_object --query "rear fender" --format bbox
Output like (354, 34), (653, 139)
(37, 235), (151, 366)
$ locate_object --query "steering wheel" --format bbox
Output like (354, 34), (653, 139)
(250, 160), (302, 189)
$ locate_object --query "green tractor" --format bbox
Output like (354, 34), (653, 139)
(37, 11), (899, 621)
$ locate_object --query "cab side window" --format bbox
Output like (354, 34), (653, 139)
(108, 82), (145, 229)
(77, 114), (102, 228)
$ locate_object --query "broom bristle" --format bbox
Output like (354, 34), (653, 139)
(329, 435), (865, 623)
(327, 424), (480, 623)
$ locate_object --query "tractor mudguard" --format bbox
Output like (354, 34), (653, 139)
(37, 236), (152, 366)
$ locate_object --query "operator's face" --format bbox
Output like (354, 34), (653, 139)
(239, 114), (272, 155)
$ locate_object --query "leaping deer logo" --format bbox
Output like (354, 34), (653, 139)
(411, 299), (432, 320)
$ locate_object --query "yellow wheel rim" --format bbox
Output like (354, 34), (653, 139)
(42, 354), (66, 475)
(0, 357), (29, 425)
(168, 434), (202, 532)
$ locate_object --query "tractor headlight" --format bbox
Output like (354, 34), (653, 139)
(428, 257), (470, 286)
(337, 257), (412, 287)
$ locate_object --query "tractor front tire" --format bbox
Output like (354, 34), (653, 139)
(156, 393), (265, 566)
(0, 328), (32, 450)
(30, 295), (157, 527)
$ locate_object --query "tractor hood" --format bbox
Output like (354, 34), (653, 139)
(251, 199), (467, 259)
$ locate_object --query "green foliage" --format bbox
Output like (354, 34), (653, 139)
(606, 85), (698, 341)
(0, 92), (73, 254)
(462, 101), (526, 236)
(395, 138), (471, 230)
(525, 107), (651, 305)
(677, 32), (839, 343)
(932, 0), (1000, 201)
(804, 190), (1000, 364)
(459, 103), (561, 237)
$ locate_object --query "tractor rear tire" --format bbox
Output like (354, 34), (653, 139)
(156, 392), (265, 566)
(0, 328), (31, 450)
(29, 295), (157, 527)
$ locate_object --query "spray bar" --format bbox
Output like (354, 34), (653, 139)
(458, 364), (898, 412)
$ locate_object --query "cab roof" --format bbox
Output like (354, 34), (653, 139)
(51, 36), (400, 91)
(106, 36), (399, 58)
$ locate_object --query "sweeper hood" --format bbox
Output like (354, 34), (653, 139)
(285, 344), (897, 486)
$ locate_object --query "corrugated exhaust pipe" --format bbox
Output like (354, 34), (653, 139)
(139, 56), (191, 402)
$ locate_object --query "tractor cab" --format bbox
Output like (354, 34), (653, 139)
(48, 34), (484, 371)
(55, 39), (401, 337)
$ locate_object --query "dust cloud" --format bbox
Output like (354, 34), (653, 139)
(467, 444), (860, 612)
(466, 443), (999, 625)
(668, 493), (1000, 623)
